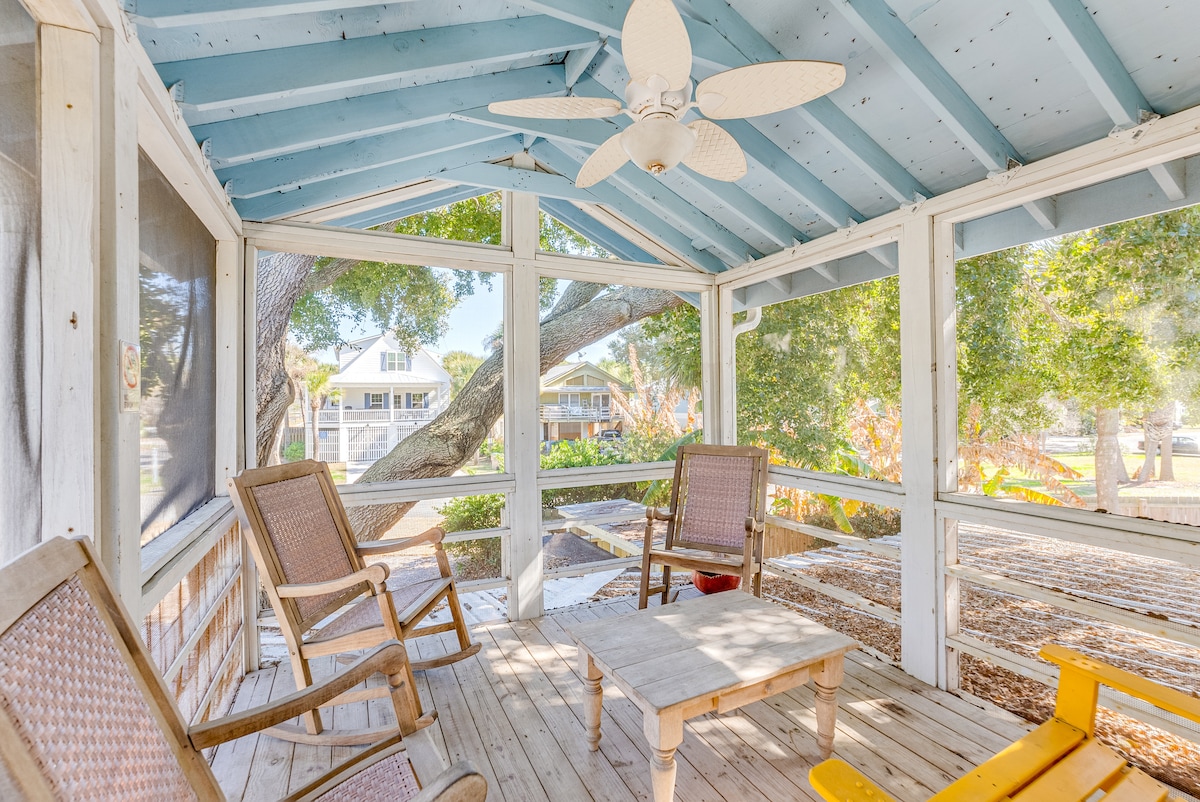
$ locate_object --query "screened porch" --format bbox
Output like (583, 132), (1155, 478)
(5, 0), (1200, 800)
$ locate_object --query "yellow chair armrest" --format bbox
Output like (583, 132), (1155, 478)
(1041, 644), (1200, 728)
(356, 526), (446, 556)
(276, 563), (388, 597)
(809, 759), (897, 802)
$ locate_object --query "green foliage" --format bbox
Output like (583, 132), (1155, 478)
(734, 277), (901, 469)
(539, 439), (639, 508)
(289, 195), (505, 352)
(539, 212), (611, 258)
(442, 350), (484, 398)
(282, 441), (305, 463)
(437, 493), (504, 579)
(609, 304), (702, 391)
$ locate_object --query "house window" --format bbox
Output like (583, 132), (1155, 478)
(410, 392), (426, 409)
(384, 351), (411, 371)
(592, 393), (610, 409)
(559, 393), (581, 407)
(369, 393), (385, 409)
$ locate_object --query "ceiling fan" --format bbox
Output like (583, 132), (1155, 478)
(488, 0), (845, 187)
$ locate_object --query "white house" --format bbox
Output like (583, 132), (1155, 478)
(313, 333), (451, 466)
(539, 361), (630, 443)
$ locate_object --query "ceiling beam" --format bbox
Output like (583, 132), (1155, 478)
(564, 42), (604, 88)
(234, 136), (523, 222)
(1022, 197), (1058, 231)
(679, 0), (930, 206)
(219, 121), (508, 199)
(739, 249), (899, 307)
(1147, 159), (1187, 202)
(539, 198), (660, 263)
(194, 65), (565, 168)
(531, 141), (730, 273)
(156, 16), (598, 123)
(461, 108), (759, 265)
(435, 163), (598, 203)
(528, 0), (922, 207)
(833, 0), (1022, 173)
(127, 0), (407, 28)
(1026, 0), (1152, 128)
(326, 186), (492, 230)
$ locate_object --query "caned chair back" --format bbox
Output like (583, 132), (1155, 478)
(229, 461), (365, 632)
(670, 445), (768, 554)
(0, 537), (222, 802)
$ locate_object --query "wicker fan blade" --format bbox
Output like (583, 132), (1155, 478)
(682, 120), (747, 182)
(696, 61), (846, 119)
(622, 0), (692, 90)
(488, 97), (623, 119)
(576, 133), (630, 187)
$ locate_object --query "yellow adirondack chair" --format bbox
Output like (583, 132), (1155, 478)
(810, 645), (1199, 802)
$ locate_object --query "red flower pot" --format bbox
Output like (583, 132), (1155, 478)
(691, 571), (741, 594)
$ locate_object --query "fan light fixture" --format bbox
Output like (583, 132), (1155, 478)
(488, 0), (845, 187)
(621, 117), (697, 175)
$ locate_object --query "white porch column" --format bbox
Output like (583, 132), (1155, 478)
(503, 153), (544, 620)
(40, 22), (99, 545)
(96, 22), (141, 606)
(701, 285), (731, 445)
(898, 214), (957, 687)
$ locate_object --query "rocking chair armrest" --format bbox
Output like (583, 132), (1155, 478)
(744, 515), (764, 534)
(356, 526), (447, 556)
(645, 507), (675, 522)
(410, 760), (488, 802)
(188, 641), (412, 750)
(276, 563), (390, 597)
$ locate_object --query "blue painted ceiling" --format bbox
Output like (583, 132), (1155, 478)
(130, 0), (1200, 274)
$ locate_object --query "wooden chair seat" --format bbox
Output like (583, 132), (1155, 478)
(228, 460), (482, 745)
(809, 645), (1198, 802)
(0, 536), (487, 802)
(638, 444), (769, 608)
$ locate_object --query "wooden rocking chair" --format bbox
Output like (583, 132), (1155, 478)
(638, 444), (769, 608)
(228, 460), (481, 745)
(0, 536), (487, 802)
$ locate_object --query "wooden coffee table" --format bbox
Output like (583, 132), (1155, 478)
(566, 592), (858, 802)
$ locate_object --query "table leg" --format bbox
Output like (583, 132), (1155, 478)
(645, 712), (683, 802)
(812, 655), (845, 759)
(582, 653), (603, 752)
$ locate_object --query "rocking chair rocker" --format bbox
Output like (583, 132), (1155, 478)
(228, 460), (481, 745)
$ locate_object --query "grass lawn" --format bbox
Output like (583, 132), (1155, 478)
(998, 451), (1200, 499)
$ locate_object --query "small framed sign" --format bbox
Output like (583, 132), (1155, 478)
(120, 339), (141, 412)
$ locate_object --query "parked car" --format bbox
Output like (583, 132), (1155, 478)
(1136, 435), (1200, 454)
(598, 429), (623, 441)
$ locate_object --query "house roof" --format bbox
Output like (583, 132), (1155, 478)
(330, 333), (450, 387)
(132, 1), (1200, 300)
(541, 361), (629, 390)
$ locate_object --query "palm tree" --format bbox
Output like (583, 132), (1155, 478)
(305, 364), (340, 460)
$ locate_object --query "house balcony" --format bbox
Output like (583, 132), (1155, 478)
(540, 404), (622, 423)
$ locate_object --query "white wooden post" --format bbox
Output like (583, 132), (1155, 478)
(95, 22), (141, 606)
(241, 242), (260, 671)
(215, 238), (243, 489)
(715, 285), (737, 445)
(504, 153), (544, 620)
(700, 286), (725, 445)
(932, 218), (961, 690)
(898, 215), (940, 686)
(40, 22), (99, 544)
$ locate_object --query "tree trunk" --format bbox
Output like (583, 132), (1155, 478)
(255, 252), (318, 468)
(1094, 406), (1123, 513)
(346, 285), (682, 540)
(1138, 421), (1156, 482)
(1157, 402), (1176, 481)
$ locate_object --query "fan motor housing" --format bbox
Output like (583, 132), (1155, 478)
(625, 78), (691, 120)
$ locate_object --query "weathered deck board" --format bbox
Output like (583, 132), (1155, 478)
(211, 593), (1042, 802)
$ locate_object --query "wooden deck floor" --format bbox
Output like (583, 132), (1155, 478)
(211, 593), (1038, 802)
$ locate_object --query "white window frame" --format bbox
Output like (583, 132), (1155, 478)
(369, 393), (385, 409)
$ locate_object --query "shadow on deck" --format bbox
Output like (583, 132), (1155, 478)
(212, 592), (1036, 802)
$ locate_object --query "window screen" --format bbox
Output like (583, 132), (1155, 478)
(0, 0), (40, 563)
(139, 150), (216, 544)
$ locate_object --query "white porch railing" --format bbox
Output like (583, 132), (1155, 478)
(317, 407), (440, 424)
(539, 404), (621, 422)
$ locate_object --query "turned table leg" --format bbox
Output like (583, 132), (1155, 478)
(582, 653), (603, 752)
(645, 711), (684, 802)
(812, 655), (845, 759)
